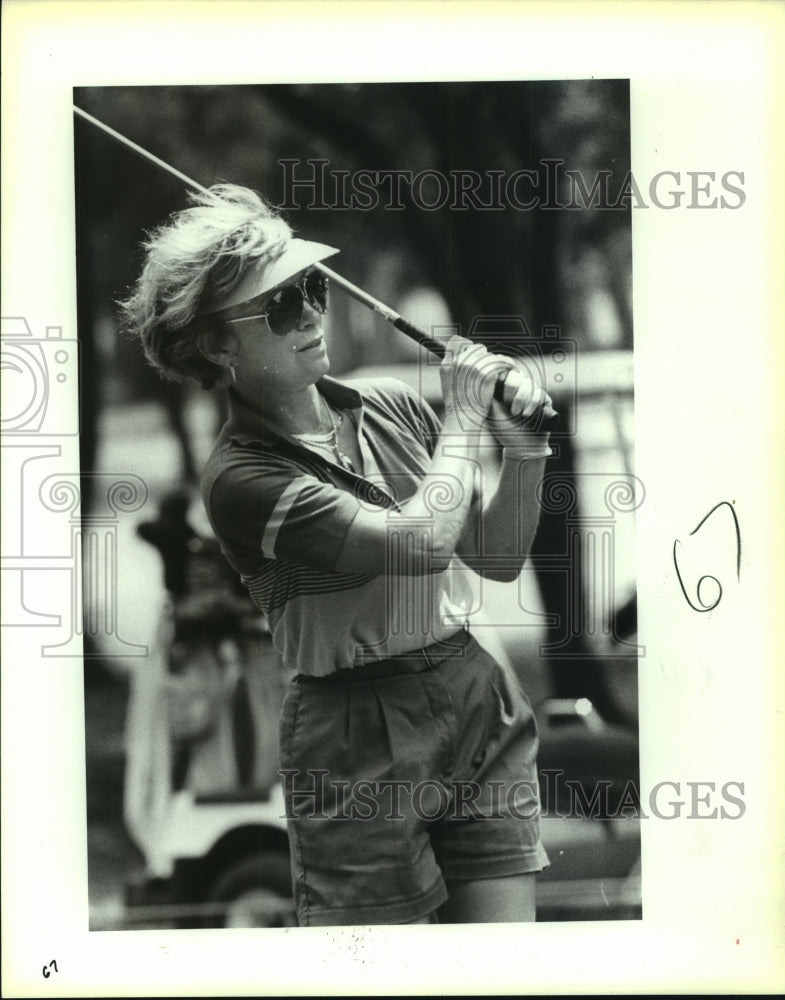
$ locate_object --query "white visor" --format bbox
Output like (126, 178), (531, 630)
(201, 237), (339, 316)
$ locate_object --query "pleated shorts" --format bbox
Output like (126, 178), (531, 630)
(278, 631), (549, 926)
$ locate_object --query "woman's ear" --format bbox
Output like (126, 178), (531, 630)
(197, 327), (238, 365)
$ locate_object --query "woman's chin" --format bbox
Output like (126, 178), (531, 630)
(306, 349), (331, 377)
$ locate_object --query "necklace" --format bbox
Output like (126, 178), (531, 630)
(291, 400), (356, 472)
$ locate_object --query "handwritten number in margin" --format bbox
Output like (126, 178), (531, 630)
(673, 501), (741, 612)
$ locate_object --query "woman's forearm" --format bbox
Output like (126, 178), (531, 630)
(334, 408), (480, 576)
(457, 451), (547, 582)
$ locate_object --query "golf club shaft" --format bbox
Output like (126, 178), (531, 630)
(315, 263), (445, 356)
(317, 263), (559, 430)
(74, 104), (557, 431)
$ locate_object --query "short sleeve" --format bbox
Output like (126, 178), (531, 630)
(371, 377), (443, 456)
(401, 382), (442, 455)
(204, 452), (365, 576)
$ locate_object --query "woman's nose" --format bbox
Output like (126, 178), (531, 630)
(297, 297), (322, 327)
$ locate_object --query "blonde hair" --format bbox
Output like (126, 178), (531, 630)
(120, 184), (292, 388)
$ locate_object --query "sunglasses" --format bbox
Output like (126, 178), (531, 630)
(225, 272), (329, 336)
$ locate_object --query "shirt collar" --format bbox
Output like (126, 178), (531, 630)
(224, 376), (363, 449)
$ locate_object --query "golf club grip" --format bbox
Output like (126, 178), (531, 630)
(392, 316), (559, 431)
(392, 316), (447, 358)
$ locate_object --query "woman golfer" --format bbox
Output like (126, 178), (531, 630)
(123, 183), (553, 925)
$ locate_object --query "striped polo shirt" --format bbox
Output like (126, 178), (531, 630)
(200, 376), (475, 676)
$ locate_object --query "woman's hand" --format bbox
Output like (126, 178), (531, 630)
(486, 361), (553, 457)
(454, 358), (553, 581)
(439, 335), (501, 442)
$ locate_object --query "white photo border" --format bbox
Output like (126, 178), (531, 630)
(2, 1), (784, 996)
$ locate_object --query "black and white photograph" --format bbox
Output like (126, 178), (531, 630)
(2, 2), (784, 996)
(73, 79), (641, 933)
